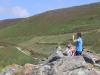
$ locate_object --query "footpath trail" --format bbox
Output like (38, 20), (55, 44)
(16, 47), (38, 59)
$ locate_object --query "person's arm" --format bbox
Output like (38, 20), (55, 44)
(73, 35), (77, 42)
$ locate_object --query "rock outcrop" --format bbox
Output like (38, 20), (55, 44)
(0, 45), (100, 75)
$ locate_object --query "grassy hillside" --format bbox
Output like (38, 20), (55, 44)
(0, 46), (37, 72)
(0, 18), (24, 29)
(0, 2), (100, 38)
(0, 3), (100, 51)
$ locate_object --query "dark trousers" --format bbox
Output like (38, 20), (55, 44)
(76, 51), (82, 56)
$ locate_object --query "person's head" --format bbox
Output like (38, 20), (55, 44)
(77, 33), (81, 38)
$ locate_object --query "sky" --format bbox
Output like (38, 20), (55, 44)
(0, 0), (100, 20)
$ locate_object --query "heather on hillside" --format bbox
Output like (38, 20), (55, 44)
(0, 2), (100, 38)
(0, 18), (24, 29)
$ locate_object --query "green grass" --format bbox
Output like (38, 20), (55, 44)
(0, 18), (24, 29)
(82, 31), (100, 46)
(18, 34), (73, 57)
(2, 35), (35, 44)
(0, 46), (37, 72)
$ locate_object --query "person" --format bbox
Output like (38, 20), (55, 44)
(72, 33), (83, 56)
(68, 46), (76, 56)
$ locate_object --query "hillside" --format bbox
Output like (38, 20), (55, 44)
(0, 46), (37, 72)
(2, 3), (100, 50)
(0, 18), (25, 29)
(0, 2), (100, 54)
(0, 2), (100, 38)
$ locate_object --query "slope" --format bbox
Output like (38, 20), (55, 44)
(0, 18), (25, 29)
(0, 2), (100, 38)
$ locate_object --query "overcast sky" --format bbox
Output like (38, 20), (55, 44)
(0, 0), (100, 20)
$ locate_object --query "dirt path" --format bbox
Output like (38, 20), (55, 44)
(16, 47), (38, 59)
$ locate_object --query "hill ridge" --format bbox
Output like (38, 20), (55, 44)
(0, 2), (100, 38)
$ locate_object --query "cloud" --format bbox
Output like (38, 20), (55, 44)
(11, 6), (30, 18)
(0, 6), (5, 13)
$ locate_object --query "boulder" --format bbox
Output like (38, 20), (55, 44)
(47, 45), (63, 63)
(0, 64), (23, 75)
(82, 53), (95, 64)
(52, 56), (88, 71)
